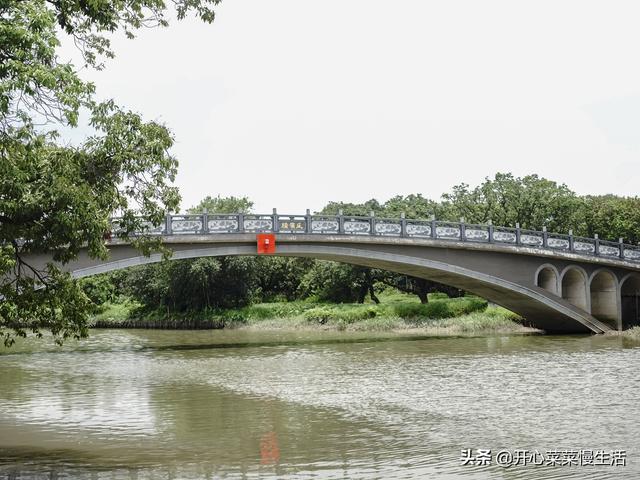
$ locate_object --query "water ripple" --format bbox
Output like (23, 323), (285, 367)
(0, 330), (638, 479)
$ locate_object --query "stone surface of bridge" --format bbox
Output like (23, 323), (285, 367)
(24, 212), (640, 334)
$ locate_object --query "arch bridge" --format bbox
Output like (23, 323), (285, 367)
(25, 212), (640, 334)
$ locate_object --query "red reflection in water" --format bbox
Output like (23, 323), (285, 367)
(260, 431), (280, 464)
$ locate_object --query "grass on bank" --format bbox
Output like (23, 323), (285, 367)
(90, 299), (140, 324)
(89, 291), (531, 334)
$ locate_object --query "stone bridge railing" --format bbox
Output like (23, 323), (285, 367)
(111, 211), (640, 264)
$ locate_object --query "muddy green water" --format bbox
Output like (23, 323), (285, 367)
(0, 329), (639, 479)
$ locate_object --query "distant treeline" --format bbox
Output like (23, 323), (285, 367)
(81, 173), (640, 315)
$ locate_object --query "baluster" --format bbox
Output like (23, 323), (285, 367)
(238, 213), (244, 233)
(568, 230), (574, 252)
(305, 209), (312, 234)
(202, 209), (209, 234)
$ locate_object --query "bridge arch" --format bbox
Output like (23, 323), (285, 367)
(61, 241), (611, 333)
(535, 264), (560, 295)
(560, 266), (589, 311)
(588, 269), (619, 328)
(620, 273), (640, 329)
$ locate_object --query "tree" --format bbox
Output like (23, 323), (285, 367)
(0, 0), (220, 345)
(576, 195), (640, 244)
(378, 273), (463, 303)
(79, 274), (118, 309)
(252, 256), (315, 302)
(314, 201), (384, 303)
(382, 194), (443, 219)
(319, 199), (383, 216)
(441, 173), (580, 231)
(124, 256), (257, 312)
(299, 261), (381, 304)
(188, 195), (253, 214)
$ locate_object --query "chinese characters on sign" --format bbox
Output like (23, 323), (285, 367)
(278, 220), (306, 233)
(460, 449), (626, 468)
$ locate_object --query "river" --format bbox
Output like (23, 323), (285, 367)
(0, 329), (638, 479)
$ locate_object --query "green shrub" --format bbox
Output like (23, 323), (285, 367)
(302, 305), (379, 324)
(445, 297), (488, 317)
(303, 306), (333, 324)
(393, 297), (487, 320)
(393, 303), (428, 318)
(243, 305), (274, 320)
(361, 307), (378, 319)
(80, 275), (118, 307)
(437, 306), (523, 333)
(423, 301), (451, 318)
(220, 310), (246, 324)
(339, 306), (377, 323)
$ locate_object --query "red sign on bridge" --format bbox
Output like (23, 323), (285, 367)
(257, 233), (276, 254)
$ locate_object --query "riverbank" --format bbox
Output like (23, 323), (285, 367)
(622, 326), (640, 340)
(89, 293), (539, 335)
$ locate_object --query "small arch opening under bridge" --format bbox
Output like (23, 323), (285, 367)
(561, 267), (589, 311)
(536, 265), (559, 295)
(621, 274), (640, 329)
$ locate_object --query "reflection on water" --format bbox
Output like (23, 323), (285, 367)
(0, 329), (638, 479)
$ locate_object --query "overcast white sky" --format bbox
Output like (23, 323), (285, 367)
(62, 0), (640, 213)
